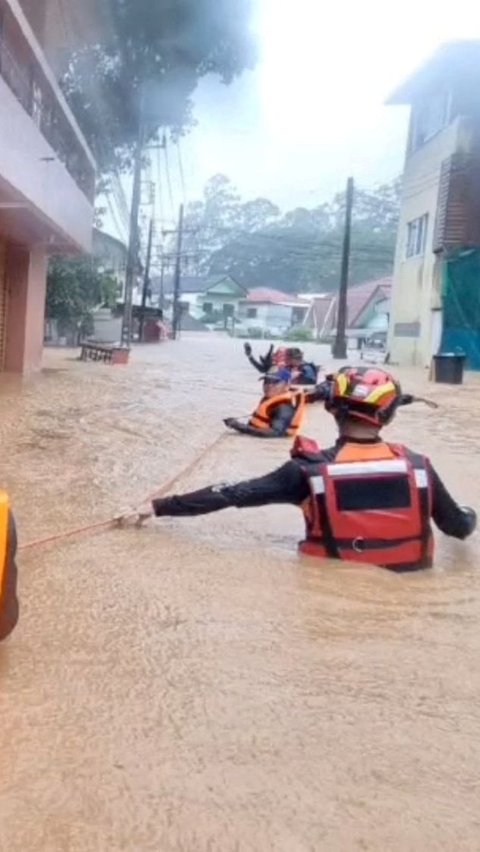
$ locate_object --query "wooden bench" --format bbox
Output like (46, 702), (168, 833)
(80, 342), (130, 365)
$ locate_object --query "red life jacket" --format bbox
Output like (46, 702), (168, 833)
(299, 441), (433, 570)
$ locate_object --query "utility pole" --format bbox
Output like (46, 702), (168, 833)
(158, 255), (166, 313)
(138, 217), (154, 342)
(332, 176), (354, 359)
(171, 203), (184, 340)
(121, 118), (145, 348)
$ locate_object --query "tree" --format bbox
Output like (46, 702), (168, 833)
(178, 174), (281, 275)
(62, 0), (257, 174)
(178, 175), (401, 292)
(46, 257), (118, 341)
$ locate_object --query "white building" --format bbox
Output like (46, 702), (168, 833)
(387, 41), (480, 368)
(237, 288), (309, 337)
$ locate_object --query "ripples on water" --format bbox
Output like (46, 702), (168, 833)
(0, 336), (480, 851)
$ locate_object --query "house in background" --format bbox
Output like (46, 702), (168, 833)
(92, 229), (127, 300)
(302, 278), (392, 344)
(0, 0), (97, 371)
(237, 288), (309, 336)
(340, 278), (391, 342)
(387, 41), (480, 368)
(301, 293), (336, 339)
(155, 274), (248, 327)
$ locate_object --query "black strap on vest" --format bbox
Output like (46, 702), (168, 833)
(405, 451), (431, 566)
(313, 471), (340, 559)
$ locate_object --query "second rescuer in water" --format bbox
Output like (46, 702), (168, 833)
(224, 367), (306, 438)
(134, 367), (476, 572)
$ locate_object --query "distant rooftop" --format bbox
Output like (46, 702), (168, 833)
(245, 287), (307, 305)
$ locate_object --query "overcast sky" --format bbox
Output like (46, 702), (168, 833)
(103, 0), (479, 242)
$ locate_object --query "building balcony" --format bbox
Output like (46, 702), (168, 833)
(0, 0), (96, 252)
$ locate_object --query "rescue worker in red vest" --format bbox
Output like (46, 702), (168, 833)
(224, 367), (306, 438)
(131, 367), (476, 572)
(0, 493), (19, 641)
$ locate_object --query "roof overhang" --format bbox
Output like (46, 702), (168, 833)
(387, 40), (480, 105)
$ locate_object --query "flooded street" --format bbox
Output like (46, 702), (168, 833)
(1, 334), (480, 851)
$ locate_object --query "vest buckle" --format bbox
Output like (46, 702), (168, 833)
(352, 537), (365, 553)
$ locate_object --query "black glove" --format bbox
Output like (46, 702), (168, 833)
(243, 342), (252, 357)
(309, 381), (331, 402)
(460, 506), (477, 535)
(263, 344), (274, 371)
(223, 417), (236, 429)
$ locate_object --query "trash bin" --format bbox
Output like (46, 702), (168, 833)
(432, 352), (466, 384)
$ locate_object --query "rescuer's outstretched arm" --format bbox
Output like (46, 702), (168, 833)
(429, 464), (477, 539)
(151, 460), (310, 517)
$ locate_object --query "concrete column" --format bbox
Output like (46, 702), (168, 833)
(4, 245), (47, 373)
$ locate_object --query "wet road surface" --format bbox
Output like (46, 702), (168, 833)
(0, 335), (479, 851)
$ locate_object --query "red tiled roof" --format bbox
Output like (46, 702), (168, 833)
(246, 287), (306, 304)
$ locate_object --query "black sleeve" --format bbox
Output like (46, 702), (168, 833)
(152, 460), (310, 517)
(429, 464), (476, 539)
(248, 354), (267, 373)
(298, 364), (318, 385)
(269, 403), (295, 436)
(262, 345), (274, 372)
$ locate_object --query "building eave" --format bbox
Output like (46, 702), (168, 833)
(386, 40), (480, 105)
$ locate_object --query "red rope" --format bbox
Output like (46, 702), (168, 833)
(18, 432), (228, 554)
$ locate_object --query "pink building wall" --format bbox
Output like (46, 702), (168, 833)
(4, 246), (47, 373)
(0, 0), (97, 373)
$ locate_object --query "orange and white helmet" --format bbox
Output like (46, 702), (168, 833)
(324, 366), (402, 427)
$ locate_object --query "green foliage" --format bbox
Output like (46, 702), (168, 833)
(62, 1), (256, 173)
(200, 309), (223, 325)
(286, 327), (313, 342)
(46, 257), (118, 338)
(179, 175), (401, 293)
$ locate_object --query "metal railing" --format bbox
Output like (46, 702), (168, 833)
(0, 6), (95, 201)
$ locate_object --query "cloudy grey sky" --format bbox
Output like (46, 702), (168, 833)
(103, 0), (479, 242)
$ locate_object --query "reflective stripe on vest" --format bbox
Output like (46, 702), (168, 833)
(326, 459), (408, 477)
(299, 443), (433, 569)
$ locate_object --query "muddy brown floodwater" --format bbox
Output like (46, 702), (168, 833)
(0, 334), (480, 851)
